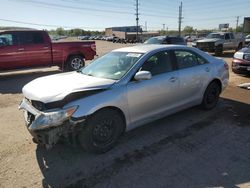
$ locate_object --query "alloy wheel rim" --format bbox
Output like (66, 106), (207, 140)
(93, 119), (115, 146)
(71, 58), (83, 70)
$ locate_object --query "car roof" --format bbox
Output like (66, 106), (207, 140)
(0, 29), (41, 34)
(113, 44), (188, 53)
(151, 36), (181, 39)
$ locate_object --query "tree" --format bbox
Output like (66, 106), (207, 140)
(183, 26), (194, 34)
(236, 24), (243, 32)
(55, 27), (65, 36)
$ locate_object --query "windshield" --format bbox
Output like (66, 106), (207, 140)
(81, 52), (143, 80)
(206, 33), (224, 39)
(144, 37), (164, 44)
(246, 35), (250, 39)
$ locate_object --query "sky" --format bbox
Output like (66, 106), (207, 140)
(0, 0), (250, 31)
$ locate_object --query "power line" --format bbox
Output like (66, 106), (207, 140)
(11, 0), (133, 15)
(60, 0), (133, 10)
(0, 18), (103, 29)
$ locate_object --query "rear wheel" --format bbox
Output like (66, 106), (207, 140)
(78, 109), (125, 153)
(65, 55), (85, 71)
(201, 82), (221, 110)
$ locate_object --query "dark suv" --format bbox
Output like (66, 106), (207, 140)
(144, 36), (187, 45)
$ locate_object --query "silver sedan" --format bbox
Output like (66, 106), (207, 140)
(19, 45), (229, 153)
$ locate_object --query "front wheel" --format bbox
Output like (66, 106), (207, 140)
(65, 55), (85, 71)
(215, 45), (223, 56)
(78, 109), (125, 153)
(201, 82), (221, 110)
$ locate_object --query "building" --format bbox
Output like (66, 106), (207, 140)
(105, 26), (142, 36)
(105, 26), (159, 42)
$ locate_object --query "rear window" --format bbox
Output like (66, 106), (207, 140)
(168, 37), (184, 44)
(144, 37), (165, 44)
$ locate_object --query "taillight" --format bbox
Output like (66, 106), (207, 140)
(91, 44), (96, 51)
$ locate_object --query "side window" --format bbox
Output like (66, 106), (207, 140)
(140, 51), (173, 76)
(174, 50), (206, 69)
(19, 32), (44, 45)
(0, 33), (18, 47)
(225, 33), (230, 40)
(33, 33), (44, 44)
(229, 33), (235, 39)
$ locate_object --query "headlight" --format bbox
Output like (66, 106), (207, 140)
(29, 106), (78, 131)
(243, 54), (250, 61)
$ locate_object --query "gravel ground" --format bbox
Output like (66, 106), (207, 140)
(0, 41), (249, 188)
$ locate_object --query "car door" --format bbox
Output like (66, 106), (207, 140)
(0, 32), (27, 70)
(18, 31), (52, 67)
(126, 50), (179, 125)
(229, 33), (237, 49)
(223, 33), (232, 49)
(173, 49), (211, 106)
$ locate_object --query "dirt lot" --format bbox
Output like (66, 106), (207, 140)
(0, 41), (250, 188)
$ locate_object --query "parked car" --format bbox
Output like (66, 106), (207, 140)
(232, 45), (250, 74)
(245, 35), (250, 46)
(51, 35), (68, 41)
(19, 45), (229, 153)
(144, 36), (187, 45)
(106, 36), (115, 41)
(78, 35), (90, 40)
(0, 30), (96, 71)
(112, 37), (127, 44)
(184, 35), (197, 42)
(193, 32), (245, 56)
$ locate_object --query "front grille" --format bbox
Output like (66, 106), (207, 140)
(197, 42), (215, 49)
(27, 112), (35, 125)
(30, 99), (64, 111)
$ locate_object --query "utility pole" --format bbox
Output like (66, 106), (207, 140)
(178, 1), (183, 37)
(145, 21), (147, 32)
(163, 24), (165, 30)
(135, 0), (139, 41)
(236, 16), (239, 30)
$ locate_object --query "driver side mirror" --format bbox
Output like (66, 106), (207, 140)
(134, 71), (152, 81)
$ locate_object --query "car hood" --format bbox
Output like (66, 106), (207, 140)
(196, 38), (221, 43)
(22, 71), (116, 103)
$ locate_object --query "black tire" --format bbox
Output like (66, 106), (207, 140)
(65, 55), (85, 71)
(78, 109), (125, 153)
(215, 45), (223, 56)
(201, 82), (221, 110)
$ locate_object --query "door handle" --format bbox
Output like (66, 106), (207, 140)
(205, 67), (210, 72)
(169, 77), (177, 82)
(18, 48), (24, 51)
(43, 46), (49, 49)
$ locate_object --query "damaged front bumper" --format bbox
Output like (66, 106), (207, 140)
(19, 98), (85, 148)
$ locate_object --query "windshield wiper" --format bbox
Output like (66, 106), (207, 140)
(81, 72), (93, 77)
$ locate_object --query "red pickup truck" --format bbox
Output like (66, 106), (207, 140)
(0, 30), (96, 71)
